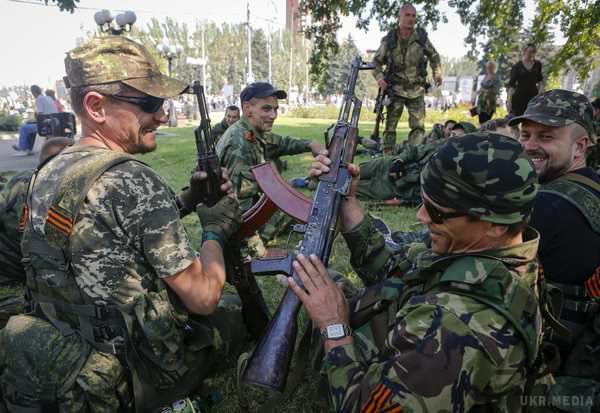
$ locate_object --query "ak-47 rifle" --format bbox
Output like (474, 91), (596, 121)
(240, 57), (374, 392)
(371, 61), (394, 142)
(190, 81), (271, 338)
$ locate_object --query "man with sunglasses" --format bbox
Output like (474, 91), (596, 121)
(0, 36), (247, 412)
(292, 133), (545, 411)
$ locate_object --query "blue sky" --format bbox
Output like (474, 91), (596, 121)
(0, 0), (534, 88)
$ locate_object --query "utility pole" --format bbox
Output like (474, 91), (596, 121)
(267, 20), (272, 84)
(246, 1), (253, 84)
(288, 11), (294, 104)
(201, 23), (207, 88)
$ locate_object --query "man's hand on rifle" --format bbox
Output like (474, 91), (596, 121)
(309, 153), (365, 232)
(309, 141), (324, 156)
(179, 168), (233, 214)
(433, 74), (443, 87)
(378, 78), (389, 91)
(287, 254), (353, 352)
(197, 193), (242, 245)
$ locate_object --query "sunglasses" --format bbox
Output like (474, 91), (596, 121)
(107, 94), (165, 113)
(421, 198), (470, 224)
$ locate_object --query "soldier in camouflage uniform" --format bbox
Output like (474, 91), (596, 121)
(295, 132), (543, 412)
(509, 90), (600, 410)
(0, 36), (247, 412)
(373, 3), (442, 153)
(356, 137), (447, 204)
(422, 119), (456, 144)
(209, 105), (240, 144)
(0, 137), (71, 328)
(216, 82), (322, 248)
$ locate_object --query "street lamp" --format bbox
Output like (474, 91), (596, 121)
(94, 10), (136, 35)
(157, 39), (183, 127)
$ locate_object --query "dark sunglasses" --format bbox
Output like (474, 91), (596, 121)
(107, 94), (165, 113)
(421, 198), (470, 224)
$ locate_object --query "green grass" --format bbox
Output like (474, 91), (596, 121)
(137, 117), (423, 412)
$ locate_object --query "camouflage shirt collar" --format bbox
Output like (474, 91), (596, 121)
(417, 226), (540, 271)
(239, 116), (266, 144)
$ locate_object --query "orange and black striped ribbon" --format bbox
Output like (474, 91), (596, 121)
(47, 206), (73, 236)
(361, 383), (402, 413)
(18, 204), (29, 233)
(585, 267), (600, 298)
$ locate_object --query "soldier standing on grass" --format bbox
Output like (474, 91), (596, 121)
(373, 3), (442, 154)
(0, 35), (248, 412)
(297, 133), (544, 411)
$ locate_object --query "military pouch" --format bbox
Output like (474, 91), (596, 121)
(562, 312), (600, 380)
(133, 290), (190, 385)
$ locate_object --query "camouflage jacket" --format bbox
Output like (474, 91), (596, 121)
(422, 123), (445, 145)
(0, 170), (33, 284)
(373, 28), (442, 99)
(210, 118), (229, 144)
(216, 116), (313, 210)
(326, 215), (543, 412)
(476, 76), (502, 114)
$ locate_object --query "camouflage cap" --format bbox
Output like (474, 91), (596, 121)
(421, 132), (538, 224)
(452, 122), (477, 133)
(508, 89), (596, 142)
(64, 36), (188, 98)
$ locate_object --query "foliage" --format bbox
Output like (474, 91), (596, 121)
(42, 0), (77, 12)
(0, 113), (22, 131)
(301, 0), (600, 81)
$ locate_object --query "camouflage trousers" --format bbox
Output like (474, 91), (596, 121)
(0, 293), (247, 412)
(384, 94), (426, 150)
(356, 157), (421, 204)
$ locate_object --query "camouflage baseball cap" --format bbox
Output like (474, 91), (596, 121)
(452, 122), (477, 134)
(508, 89), (596, 142)
(421, 132), (538, 224)
(64, 36), (188, 98)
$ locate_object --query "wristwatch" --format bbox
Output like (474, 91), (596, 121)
(320, 323), (352, 341)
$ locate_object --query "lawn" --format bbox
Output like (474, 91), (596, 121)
(138, 117), (424, 412)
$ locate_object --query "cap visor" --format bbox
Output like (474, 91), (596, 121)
(123, 74), (189, 99)
(256, 89), (287, 100)
(508, 113), (573, 128)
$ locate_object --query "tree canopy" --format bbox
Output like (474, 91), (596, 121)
(43, 0), (600, 83)
(302, 0), (600, 80)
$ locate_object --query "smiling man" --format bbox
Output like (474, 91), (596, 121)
(216, 82), (322, 212)
(508, 90), (600, 398)
(0, 36), (248, 412)
(300, 133), (543, 411)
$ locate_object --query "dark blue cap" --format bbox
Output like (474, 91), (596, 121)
(240, 82), (287, 102)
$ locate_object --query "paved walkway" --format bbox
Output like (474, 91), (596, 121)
(0, 133), (46, 172)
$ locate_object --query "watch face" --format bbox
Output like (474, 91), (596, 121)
(326, 324), (345, 339)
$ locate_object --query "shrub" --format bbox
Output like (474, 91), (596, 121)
(0, 113), (22, 131)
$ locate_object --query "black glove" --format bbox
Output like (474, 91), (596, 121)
(177, 170), (210, 217)
(197, 195), (242, 245)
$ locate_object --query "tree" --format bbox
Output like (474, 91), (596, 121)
(301, 0), (600, 80)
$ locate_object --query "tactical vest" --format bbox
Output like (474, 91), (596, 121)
(19, 147), (210, 412)
(539, 173), (600, 348)
(538, 173), (600, 409)
(385, 27), (429, 84)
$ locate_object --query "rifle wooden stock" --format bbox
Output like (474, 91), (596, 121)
(241, 57), (372, 392)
